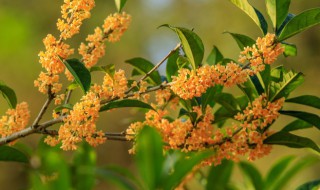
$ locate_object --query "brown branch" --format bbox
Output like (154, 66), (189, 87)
(32, 91), (55, 129)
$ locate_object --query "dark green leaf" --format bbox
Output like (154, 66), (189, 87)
(266, 0), (291, 29)
(282, 43), (297, 57)
(258, 64), (271, 95)
(115, 0), (127, 12)
(225, 32), (255, 50)
(126, 57), (162, 85)
(166, 50), (179, 82)
(265, 155), (295, 188)
(201, 85), (223, 109)
(286, 95), (320, 109)
(214, 106), (236, 126)
(238, 162), (264, 190)
(160, 25), (204, 70)
(279, 110), (320, 129)
(237, 77), (259, 102)
(73, 142), (96, 190)
(276, 13), (295, 36)
(135, 126), (164, 190)
(269, 70), (304, 101)
(0, 146), (28, 163)
(228, 0), (268, 34)
(163, 151), (213, 190)
(296, 179), (320, 190)
(213, 93), (240, 114)
(278, 8), (320, 41)
(281, 119), (313, 132)
(62, 58), (91, 93)
(206, 159), (234, 190)
(250, 75), (265, 95)
(236, 95), (249, 110)
(207, 46), (224, 65)
(271, 156), (318, 190)
(0, 82), (17, 108)
(96, 168), (137, 190)
(90, 64), (115, 76)
(264, 131), (320, 152)
(100, 99), (155, 112)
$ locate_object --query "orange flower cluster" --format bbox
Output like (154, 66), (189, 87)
(58, 0), (95, 40)
(34, 72), (63, 94)
(0, 102), (30, 141)
(103, 12), (132, 43)
(78, 12), (131, 68)
(171, 33), (284, 99)
(127, 94), (284, 165)
(46, 92), (105, 150)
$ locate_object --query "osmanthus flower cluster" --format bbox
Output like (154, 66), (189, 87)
(126, 94), (285, 165)
(0, 102), (30, 143)
(170, 33), (284, 99)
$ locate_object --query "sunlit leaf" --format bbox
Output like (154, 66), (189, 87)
(282, 43), (297, 57)
(54, 104), (73, 113)
(126, 57), (162, 85)
(281, 119), (313, 132)
(266, 0), (291, 30)
(61, 58), (91, 93)
(0, 146), (28, 163)
(228, 0), (268, 34)
(0, 82), (17, 108)
(160, 25), (204, 70)
(100, 99), (155, 112)
(276, 13), (295, 36)
(279, 110), (320, 129)
(278, 8), (320, 41)
(115, 0), (127, 12)
(206, 46), (224, 65)
(264, 131), (320, 153)
(225, 32), (255, 50)
(90, 64), (115, 77)
(286, 95), (320, 109)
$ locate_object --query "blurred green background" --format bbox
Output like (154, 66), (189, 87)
(0, 0), (319, 189)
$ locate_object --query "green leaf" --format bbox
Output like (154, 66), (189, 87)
(214, 106), (236, 126)
(237, 77), (259, 102)
(206, 159), (234, 190)
(176, 56), (190, 69)
(296, 179), (320, 190)
(160, 25), (204, 70)
(135, 126), (164, 190)
(237, 95), (249, 110)
(266, 0), (291, 30)
(250, 75), (265, 95)
(103, 165), (142, 189)
(67, 81), (80, 91)
(163, 151), (213, 190)
(73, 142), (96, 190)
(276, 13), (295, 36)
(281, 119), (313, 132)
(228, 0), (268, 34)
(61, 58), (91, 93)
(270, 156), (318, 190)
(258, 64), (271, 95)
(201, 85), (223, 109)
(282, 43), (297, 57)
(286, 95), (320, 109)
(54, 104), (73, 113)
(96, 168), (137, 190)
(0, 146), (28, 163)
(264, 131), (320, 153)
(225, 32), (255, 50)
(207, 46), (224, 65)
(0, 82), (17, 108)
(126, 57), (162, 85)
(238, 162), (264, 190)
(115, 0), (127, 12)
(278, 8), (320, 41)
(279, 110), (320, 130)
(213, 93), (240, 114)
(90, 64), (115, 76)
(269, 70), (304, 101)
(265, 155), (295, 189)
(100, 99), (155, 112)
(166, 50), (180, 82)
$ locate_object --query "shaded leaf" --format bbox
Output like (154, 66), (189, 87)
(115, 0), (127, 12)
(166, 50), (179, 82)
(96, 168), (137, 190)
(100, 99), (155, 112)
(279, 110), (320, 129)
(213, 93), (240, 114)
(206, 46), (224, 65)
(201, 85), (223, 109)
(237, 77), (259, 102)
(160, 25), (204, 70)
(281, 119), (313, 132)
(266, 0), (291, 29)
(264, 131), (320, 152)
(250, 75), (265, 95)
(278, 8), (320, 41)
(126, 57), (162, 85)
(0, 82), (17, 108)
(228, 0), (268, 34)
(206, 159), (234, 190)
(62, 58), (91, 93)
(238, 162), (264, 190)
(225, 32), (255, 50)
(296, 179), (320, 190)
(286, 95), (320, 109)
(0, 146), (28, 163)
(135, 126), (164, 190)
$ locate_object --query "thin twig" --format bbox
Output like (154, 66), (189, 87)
(64, 90), (72, 104)
(32, 91), (55, 129)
